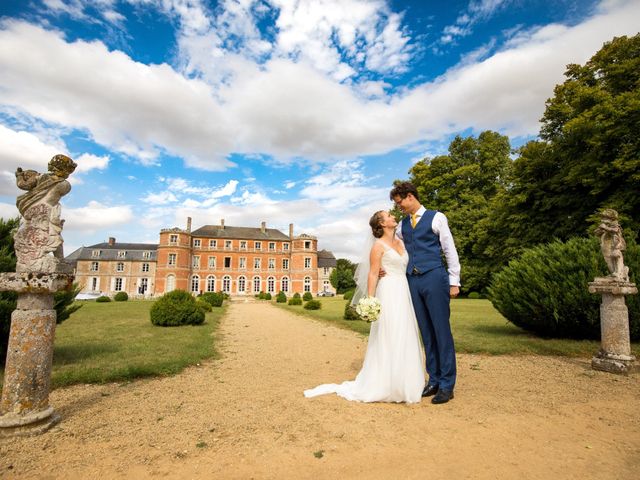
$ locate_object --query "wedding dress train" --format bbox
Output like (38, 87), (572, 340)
(304, 242), (425, 403)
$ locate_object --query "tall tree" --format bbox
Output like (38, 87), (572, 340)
(329, 258), (357, 294)
(409, 131), (512, 292)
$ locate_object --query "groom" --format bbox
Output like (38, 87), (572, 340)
(391, 182), (460, 404)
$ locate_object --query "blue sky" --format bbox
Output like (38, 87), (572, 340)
(0, 0), (638, 260)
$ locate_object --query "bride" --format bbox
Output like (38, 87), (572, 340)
(304, 210), (425, 403)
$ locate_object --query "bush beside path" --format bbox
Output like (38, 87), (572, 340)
(1, 301), (639, 479)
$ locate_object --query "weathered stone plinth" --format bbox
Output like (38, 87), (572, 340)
(0, 273), (73, 437)
(589, 277), (637, 375)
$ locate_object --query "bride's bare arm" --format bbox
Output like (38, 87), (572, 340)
(367, 243), (384, 297)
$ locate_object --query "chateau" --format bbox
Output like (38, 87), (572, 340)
(67, 219), (336, 298)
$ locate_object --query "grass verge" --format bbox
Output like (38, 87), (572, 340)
(273, 296), (640, 357)
(1, 300), (226, 390)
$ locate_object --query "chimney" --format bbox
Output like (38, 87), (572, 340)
(108, 237), (115, 246)
(220, 218), (225, 229)
(289, 223), (294, 240)
(186, 217), (192, 233)
(261, 221), (266, 233)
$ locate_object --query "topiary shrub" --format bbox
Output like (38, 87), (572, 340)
(344, 302), (361, 320)
(304, 299), (321, 310)
(293, 292), (301, 299)
(196, 299), (212, 312)
(113, 291), (128, 302)
(276, 291), (287, 303)
(489, 237), (639, 340)
(150, 290), (205, 327)
(200, 292), (224, 307)
(343, 289), (355, 302)
(96, 296), (111, 303)
(288, 297), (302, 306)
(302, 292), (313, 301)
(258, 291), (266, 300)
(265, 292), (272, 300)
(467, 292), (482, 300)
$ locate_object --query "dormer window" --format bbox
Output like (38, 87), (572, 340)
(304, 241), (311, 249)
(91, 250), (101, 258)
(117, 251), (126, 258)
(142, 251), (151, 259)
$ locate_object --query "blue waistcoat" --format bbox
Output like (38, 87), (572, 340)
(402, 209), (443, 275)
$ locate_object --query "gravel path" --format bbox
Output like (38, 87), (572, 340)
(1, 299), (639, 479)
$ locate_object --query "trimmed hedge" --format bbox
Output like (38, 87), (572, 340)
(200, 292), (224, 307)
(343, 289), (355, 302)
(113, 292), (128, 302)
(304, 299), (321, 310)
(288, 297), (303, 306)
(150, 290), (205, 327)
(96, 296), (111, 303)
(467, 292), (482, 300)
(489, 237), (639, 340)
(276, 291), (287, 303)
(292, 292), (301, 299)
(343, 302), (361, 320)
(265, 292), (272, 300)
(303, 292), (313, 301)
(196, 299), (213, 312)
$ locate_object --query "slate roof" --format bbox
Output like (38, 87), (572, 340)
(190, 225), (290, 241)
(317, 249), (337, 268)
(66, 242), (158, 262)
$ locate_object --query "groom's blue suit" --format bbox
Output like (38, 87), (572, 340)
(402, 209), (457, 391)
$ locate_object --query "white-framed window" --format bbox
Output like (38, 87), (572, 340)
(267, 276), (275, 293)
(237, 275), (246, 293)
(225, 240), (232, 250)
(142, 251), (151, 259)
(304, 257), (311, 269)
(193, 239), (201, 248)
(117, 250), (126, 258)
(91, 249), (101, 258)
(208, 256), (216, 269)
(239, 257), (246, 270)
(90, 261), (99, 271)
(253, 258), (261, 270)
(282, 258), (289, 270)
(268, 242), (276, 251)
(254, 241), (262, 251)
(224, 257), (231, 269)
(209, 239), (217, 248)
(222, 275), (231, 293)
(139, 278), (149, 294)
(283, 243), (289, 252)
(304, 276), (312, 292)
(304, 240), (311, 249)
(240, 241), (247, 250)
(206, 275), (216, 292)
(268, 258), (275, 270)
(166, 274), (176, 292)
(168, 253), (177, 266)
(169, 234), (178, 245)
(114, 277), (123, 291)
(142, 262), (150, 272)
(323, 267), (330, 275)
(253, 276), (261, 293)
(191, 275), (200, 293)
(323, 280), (331, 290)
(192, 255), (200, 269)
(91, 277), (99, 291)
(281, 276), (289, 293)
(116, 262), (125, 272)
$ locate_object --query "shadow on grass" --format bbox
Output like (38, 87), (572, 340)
(470, 323), (536, 338)
(53, 342), (119, 364)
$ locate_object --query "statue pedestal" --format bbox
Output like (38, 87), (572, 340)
(589, 277), (637, 375)
(0, 273), (73, 437)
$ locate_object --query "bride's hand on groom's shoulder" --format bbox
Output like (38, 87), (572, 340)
(450, 286), (460, 298)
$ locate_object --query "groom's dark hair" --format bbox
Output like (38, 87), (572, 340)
(390, 181), (420, 202)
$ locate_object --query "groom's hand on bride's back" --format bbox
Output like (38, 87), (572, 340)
(378, 268), (386, 278)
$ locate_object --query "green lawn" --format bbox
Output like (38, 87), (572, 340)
(1, 300), (226, 389)
(273, 296), (640, 358)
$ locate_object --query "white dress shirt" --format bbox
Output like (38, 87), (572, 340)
(397, 206), (461, 286)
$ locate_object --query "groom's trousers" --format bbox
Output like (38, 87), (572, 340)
(408, 265), (457, 391)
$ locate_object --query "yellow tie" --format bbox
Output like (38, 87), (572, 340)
(411, 213), (418, 228)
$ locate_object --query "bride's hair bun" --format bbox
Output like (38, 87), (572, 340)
(369, 211), (385, 238)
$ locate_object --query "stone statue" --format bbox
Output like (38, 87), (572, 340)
(594, 209), (629, 283)
(13, 154), (77, 273)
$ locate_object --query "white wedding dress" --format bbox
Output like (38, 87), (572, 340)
(304, 242), (425, 403)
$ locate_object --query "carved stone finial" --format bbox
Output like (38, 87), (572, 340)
(594, 208), (629, 283)
(13, 154), (77, 273)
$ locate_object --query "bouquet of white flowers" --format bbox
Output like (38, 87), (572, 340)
(355, 296), (382, 322)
